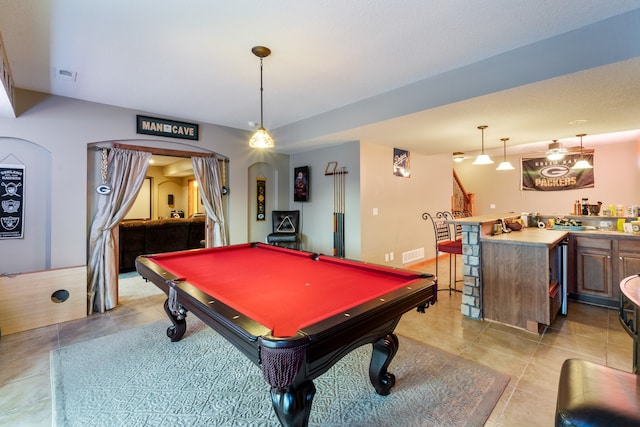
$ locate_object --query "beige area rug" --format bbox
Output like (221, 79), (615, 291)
(50, 318), (509, 427)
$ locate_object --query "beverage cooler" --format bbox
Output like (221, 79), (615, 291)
(558, 238), (569, 316)
(550, 237), (569, 321)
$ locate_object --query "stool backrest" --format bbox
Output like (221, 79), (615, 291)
(442, 211), (463, 240)
(422, 211), (454, 244)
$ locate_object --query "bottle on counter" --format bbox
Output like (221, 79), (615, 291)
(580, 198), (589, 215)
(616, 204), (625, 217)
(574, 200), (581, 215)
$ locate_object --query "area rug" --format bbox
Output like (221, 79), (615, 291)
(51, 319), (509, 426)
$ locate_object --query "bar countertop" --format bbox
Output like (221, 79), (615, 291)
(446, 212), (519, 224)
(448, 212), (640, 240)
(480, 228), (568, 247)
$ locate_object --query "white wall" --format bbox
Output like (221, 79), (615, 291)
(289, 140), (460, 269)
(0, 90), (289, 273)
(359, 142), (452, 268)
(455, 140), (640, 217)
(290, 142), (361, 258)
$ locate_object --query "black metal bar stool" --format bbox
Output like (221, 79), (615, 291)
(422, 211), (463, 295)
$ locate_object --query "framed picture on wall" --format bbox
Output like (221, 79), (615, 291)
(294, 166), (309, 202)
(393, 148), (410, 178)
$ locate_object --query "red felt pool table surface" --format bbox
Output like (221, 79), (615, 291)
(145, 243), (426, 337)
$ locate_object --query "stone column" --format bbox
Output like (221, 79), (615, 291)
(460, 224), (481, 319)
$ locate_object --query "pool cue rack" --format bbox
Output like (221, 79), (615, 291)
(325, 165), (348, 258)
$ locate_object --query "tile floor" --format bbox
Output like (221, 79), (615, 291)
(0, 261), (633, 427)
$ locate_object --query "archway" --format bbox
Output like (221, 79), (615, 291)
(0, 137), (51, 273)
(87, 141), (227, 309)
(247, 162), (277, 244)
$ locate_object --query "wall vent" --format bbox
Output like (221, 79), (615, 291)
(53, 67), (77, 82)
(402, 247), (424, 264)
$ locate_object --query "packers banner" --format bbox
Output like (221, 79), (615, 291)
(0, 163), (25, 239)
(521, 152), (594, 191)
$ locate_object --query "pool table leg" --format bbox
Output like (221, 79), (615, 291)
(369, 333), (399, 395)
(269, 380), (316, 427)
(163, 298), (187, 342)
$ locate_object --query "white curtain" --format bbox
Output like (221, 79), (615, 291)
(87, 148), (151, 314)
(192, 156), (227, 247)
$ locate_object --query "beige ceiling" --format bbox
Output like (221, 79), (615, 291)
(0, 1), (639, 157)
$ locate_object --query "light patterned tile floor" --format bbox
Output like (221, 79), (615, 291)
(0, 261), (633, 426)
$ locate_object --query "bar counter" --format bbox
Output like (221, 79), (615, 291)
(481, 228), (568, 247)
(446, 213), (640, 330)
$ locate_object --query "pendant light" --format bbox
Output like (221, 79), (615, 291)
(249, 46), (275, 149)
(472, 125), (493, 165)
(571, 133), (593, 169)
(452, 152), (465, 163)
(496, 138), (515, 170)
(545, 140), (567, 161)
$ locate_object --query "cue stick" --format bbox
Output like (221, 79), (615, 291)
(338, 168), (341, 257)
(333, 169), (338, 256)
(339, 166), (343, 257)
(338, 167), (342, 257)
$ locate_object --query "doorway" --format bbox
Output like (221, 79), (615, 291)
(188, 178), (201, 218)
(87, 142), (227, 306)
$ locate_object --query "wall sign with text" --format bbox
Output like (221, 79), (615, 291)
(0, 163), (24, 239)
(521, 152), (594, 191)
(136, 115), (199, 140)
(256, 178), (266, 221)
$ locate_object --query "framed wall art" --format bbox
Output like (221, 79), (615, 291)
(294, 166), (309, 202)
(393, 148), (410, 178)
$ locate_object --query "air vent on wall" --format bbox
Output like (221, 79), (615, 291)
(53, 67), (77, 82)
(402, 248), (425, 264)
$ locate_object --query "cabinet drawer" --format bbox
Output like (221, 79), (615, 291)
(618, 239), (640, 254)
(576, 237), (612, 250)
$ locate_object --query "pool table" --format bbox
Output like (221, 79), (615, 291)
(135, 242), (436, 427)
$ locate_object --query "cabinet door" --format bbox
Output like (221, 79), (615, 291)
(618, 240), (640, 284)
(576, 248), (614, 300)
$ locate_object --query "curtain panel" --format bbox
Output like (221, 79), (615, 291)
(87, 148), (151, 314)
(192, 156), (227, 247)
